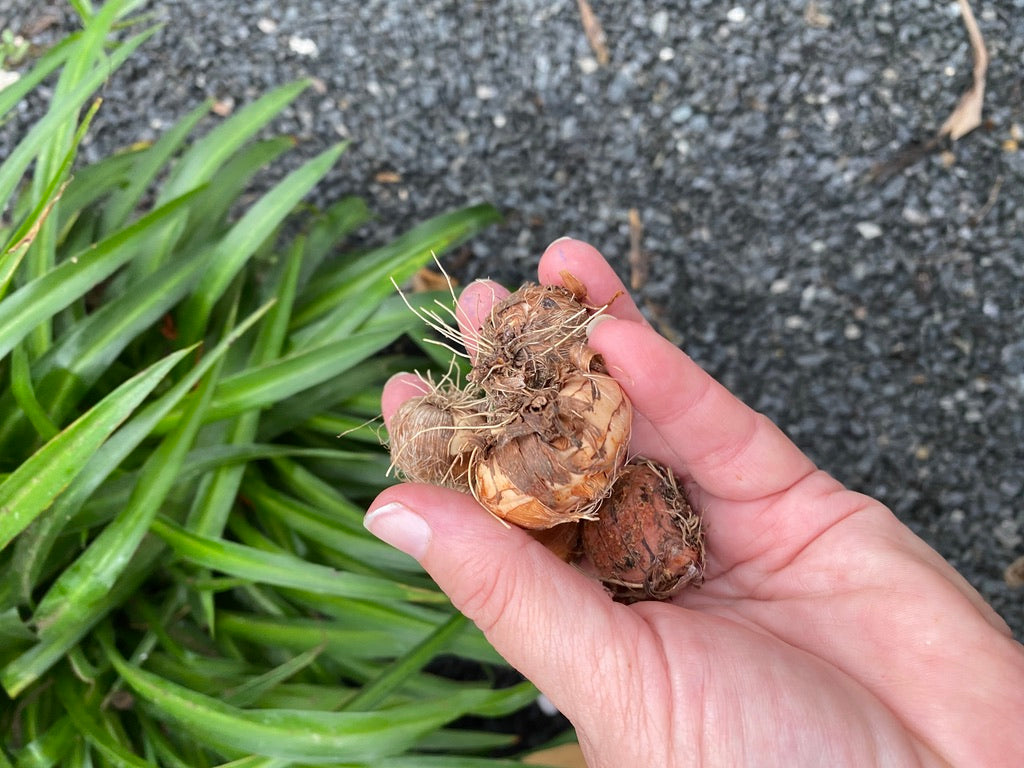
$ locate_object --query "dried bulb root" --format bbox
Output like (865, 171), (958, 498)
(471, 275), (603, 409)
(580, 458), (705, 603)
(471, 372), (632, 529)
(388, 385), (485, 491)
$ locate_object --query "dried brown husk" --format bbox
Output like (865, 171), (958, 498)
(581, 458), (705, 603)
(388, 385), (486, 491)
(471, 372), (631, 529)
(471, 275), (602, 410)
(529, 521), (582, 562)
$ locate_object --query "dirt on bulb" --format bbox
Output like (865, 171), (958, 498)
(580, 458), (705, 603)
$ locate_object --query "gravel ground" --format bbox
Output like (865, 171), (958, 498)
(3, 0), (1022, 643)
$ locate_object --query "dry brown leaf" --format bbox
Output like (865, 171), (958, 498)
(411, 266), (456, 293)
(211, 98), (235, 117)
(576, 0), (609, 67)
(1005, 555), (1024, 588)
(803, 0), (832, 29)
(6, 180), (69, 258)
(523, 742), (589, 768)
(940, 0), (988, 141)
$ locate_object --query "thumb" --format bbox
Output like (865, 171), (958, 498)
(364, 483), (641, 725)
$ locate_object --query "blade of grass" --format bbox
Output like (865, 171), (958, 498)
(222, 681), (358, 710)
(7, 716), (77, 768)
(1, 112), (97, 291)
(0, 345), (190, 552)
(187, 236), (303, 631)
(0, 25), (157, 220)
(54, 670), (151, 768)
(242, 475), (419, 575)
(176, 142), (347, 343)
(28, 241), (209, 420)
(290, 203), (501, 346)
(52, 146), (138, 226)
(23, 109), (105, 356)
(0, 35), (78, 121)
(68, 0), (96, 20)
(154, 327), (402, 434)
(256, 354), (414, 441)
(171, 137), (296, 257)
(102, 633), (514, 764)
(187, 236), (303, 538)
(414, 729), (519, 753)
(149, 516), (442, 603)
(25, 2), (133, 337)
(0, 187), (198, 362)
(294, 196), (371, 290)
(0, 304), (271, 697)
(221, 644), (324, 707)
(101, 98), (212, 231)
(9, 305), (272, 606)
(216, 613), (497, 667)
(341, 613), (469, 711)
(157, 80), (310, 204)
(268, 456), (367, 528)
(347, 758), (561, 768)
(0, 98), (100, 299)
(9, 345), (60, 442)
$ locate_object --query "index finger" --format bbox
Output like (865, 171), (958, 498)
(538, 238), (649, 324)
(535, 239), (816, 501)
(587, 315), (816, 502)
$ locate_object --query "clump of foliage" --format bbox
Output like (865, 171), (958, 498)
(0, 2), (564, 765)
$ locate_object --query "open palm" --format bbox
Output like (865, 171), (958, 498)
(370, 239), (1024, 767)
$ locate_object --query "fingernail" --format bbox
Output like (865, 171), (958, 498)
(364, 502), (431, 560)
(545, 236), (573, 249)
(586, 313), (614, 338)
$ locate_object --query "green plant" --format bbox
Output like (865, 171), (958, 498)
(1, 28), (30, 69)
(0, 3), (565, 765)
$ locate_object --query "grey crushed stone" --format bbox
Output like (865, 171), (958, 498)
(2, 0), (1022, 637)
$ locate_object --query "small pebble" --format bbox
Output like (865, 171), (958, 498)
(288, 35), (318, 57)
(727, 7), (747, 23)
(856, 221), (883, 240)
(650, 10), (669, 36)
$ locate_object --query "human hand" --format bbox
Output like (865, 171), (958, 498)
(366, 239), (1024, 767)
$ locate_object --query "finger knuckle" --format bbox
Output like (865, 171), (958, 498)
(451, 557), (516, 636)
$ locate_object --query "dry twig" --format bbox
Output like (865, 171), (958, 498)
(627, 208), (647, 292)
(968, 175), (1003, 225)
(576, 0), (609, 66)
(868, 0), (989, 182)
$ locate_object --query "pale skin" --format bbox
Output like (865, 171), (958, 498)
(366, 238), (1024, 767)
